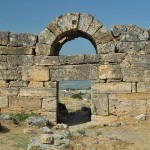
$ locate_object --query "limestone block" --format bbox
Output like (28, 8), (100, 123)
(101, 53), (126, 63)
(28, 81), (43, 87)
(59, 55), (85, 65)
(84, 54), (101, 64)
(87, 19), (103, 36)
(91, 81), (100, 94)
(122, 67), (144, 82)
(99, 82), (131, 93)
(116, 42), (145, 53)
(10, 81), (28, 87)
(92, 27), (113, 45)
(39, 28), (56, 45)
(137, 82), (150, 93)
(0, 46), (33, 55)
(35, 43), (55, 56)
(22, 66), (49, 81)
(109, 98), (134, 115)
(7, 55), (33, 66)
(97, 41), (115, 54)
(146, 100), (150, 118)
(0, 88), (18, 96)
(0, 81), (9, 87)
(78, 13), (93, 32)
(50, 64), (98, 81)
(41, 111), (57, 123)
(58, 13), (79, 32)
(40, 134), (54, 144)
(0, 69), (19, 80)
(143, 70), (150, 82)
(19, 88), (56, 97)
(132, 82), (137, 93)
(126, 54), (150, 69)
(34, 56), (59, 65)
(44, 81), (58, 88)
(0, 32), (9, 45)
(109, 93), (150, 101)
(0, 96), (8, 108)
(110, 25), (127, 37)
(91, 94), (108, 115)
(0, 62), (10, 69)
(0, 55), (7, 62)
(42, 97), (57, 111)
(144, 41), (150, 54)
(133, 100), (147, 115)
(9, 33), (37, 47)
(47, 18), (62, 36)
(99, 64), (122, 81)
(9, 96), (42, 111)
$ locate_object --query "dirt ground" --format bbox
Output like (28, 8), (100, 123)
(0, 116), (150, 150)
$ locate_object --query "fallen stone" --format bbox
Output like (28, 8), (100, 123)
(39, 134), (54, 144)
(55, 123), (68, 129)
(23, 128), (36, 134)
(135, 114), (146, 122)
(26, 116), (49, 127)
(40, 126), (52, 134)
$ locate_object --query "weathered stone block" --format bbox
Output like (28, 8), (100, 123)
(59, 55), (85, 65)
(78, 13), (93, 32)
(41, 111), (57, 123)
(92, 27), (113, 44)
(35, 43), (54, 56)
(132, 82), (137, 93)
(47, 18), (62, 36)
(116, 42), (145, 53)
(7, 55), (33, 66)
(99, 82), (131, 93)
(42, 97), (57, 111)
(34, 56), (59, 66)
(10, 81), (28, 87)
(0, 88), (18, 96)
(137, 82), (150, 93)
(97, 41), (115, 54)
(50, 64), (98, 81)
(144, 41), (150, 54)
(0, 69), (19, 80)
(101, 53), (126, 63)
(19, 88), (56, 97)
(110, 25), (127, 37)
(91, 94), (108, 115)
(58, 13), (79, 32)
(0, 46), (33, 55)
(0, 32), (9, 45)
(143, 70), (150, 82)
(0, 81), (9, 87)
(22, 66), (49, 81)
(28, 81), (43, 87)
(0, 62), (10, 69)
(9, 96), (42, 111)
(99, 64), (122, 81)
(9, 33), (37, 47)
(44, 81), (58, 88)
(125, 54), (150, 69)
(0, 55), (7, 62)
(87, 19), (103, 36)
(84, 54), (101, 64)
(39, 29), (56, 45)
(0, 96), (8, 108)
(122, 67), (144, 82)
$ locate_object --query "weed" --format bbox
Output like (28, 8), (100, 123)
(96, 130), (103, 136)
(13, 111), (38, 122)
(77, 128), (86, 135)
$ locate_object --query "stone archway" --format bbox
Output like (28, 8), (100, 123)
(36, 13), (113, 56)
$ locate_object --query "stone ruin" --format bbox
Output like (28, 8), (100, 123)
(0, 13), (149, 124)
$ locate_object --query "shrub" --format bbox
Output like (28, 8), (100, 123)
(71, 93), (82, 99)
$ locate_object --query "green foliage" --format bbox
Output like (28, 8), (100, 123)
(13, 111), (37, 122)
(96, 131), (103, 136)
(71, 93), (83, 99)
(77, 128), (86, 135)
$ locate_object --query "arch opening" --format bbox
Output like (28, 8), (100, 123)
(51, 30), (97, 56)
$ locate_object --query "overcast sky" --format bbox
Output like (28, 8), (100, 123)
(0, 0), (150, 55)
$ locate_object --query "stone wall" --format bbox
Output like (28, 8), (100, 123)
(0, 13), (150, 123)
